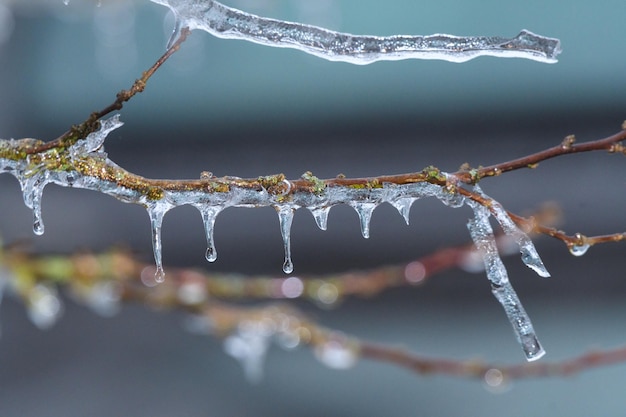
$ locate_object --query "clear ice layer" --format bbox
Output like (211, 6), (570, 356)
(151, 0), (561, 64)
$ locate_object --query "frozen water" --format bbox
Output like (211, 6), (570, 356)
(151, 0), (561, 64)
(569, 243), (590, 257)
(349, 202), (377, 239)
(491, 282), (545, 361)
(467, 202), (508, 286)
(198, 205), (222, 262)
(467, 200), (545, 361)
(276, 206), (296, 274)
(70, 115), (122, 157)
(473, 185), (550, 278)
(391, 197), (416, 225)
(569, 234), (590, 256)
(147, 201), (173, 283)
(309, 206), (331, 231)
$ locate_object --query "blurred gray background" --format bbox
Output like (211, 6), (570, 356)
(0, 0), (625, 416)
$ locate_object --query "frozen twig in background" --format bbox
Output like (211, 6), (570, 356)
(151, 0), (561, 64)
(3, 234), (626, 382)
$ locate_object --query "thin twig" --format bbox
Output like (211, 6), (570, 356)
(26, 27), (191, 154)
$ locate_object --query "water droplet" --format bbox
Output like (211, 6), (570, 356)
(166, 16), (183, 50)
(569, 235), (590, 256)
(33, 215), (44, 235)
(154, 265), (165, 284)
(569, 244), (590, 257)
(391, 197), (415, 225)
(350, 202), (376, 239)
(200, 206), (222, 262)
(309, 206), (330, 230)
(147, 203), (171, 284)
(21, 173), (48, 236)
(276, 206), (295, 274)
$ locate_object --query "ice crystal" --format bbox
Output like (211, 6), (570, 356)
(151, 0), (561, 64)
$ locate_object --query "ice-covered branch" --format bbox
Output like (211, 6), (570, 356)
(151, 0), (561, 64)
(3, 116), (626, 358)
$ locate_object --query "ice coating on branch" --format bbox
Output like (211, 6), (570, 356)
(151, 0), (561, 64)
(467, 200), (545, 361)
(0, 116), (555, 358)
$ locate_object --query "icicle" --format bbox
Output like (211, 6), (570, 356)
(467, 201), (545, 361)
(147, 202), (172, 284)
(309, 206), (331, 231)
(491, 282), (545, 361)
(151, 0), (561, 64)
(199, 206), (222, 262)
(349, 202), (376, 239)
(276, 206), (295, 274)
(474, 185), (550, 278)
(467, 203), (508, 286)
(390, 197), (416, 225)
(20, 172), (49, 236)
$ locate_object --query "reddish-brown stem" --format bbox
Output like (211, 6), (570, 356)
(453, 128), (626, 182)
(359, 341), (626, 380)
(27, 27), (191, 154)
